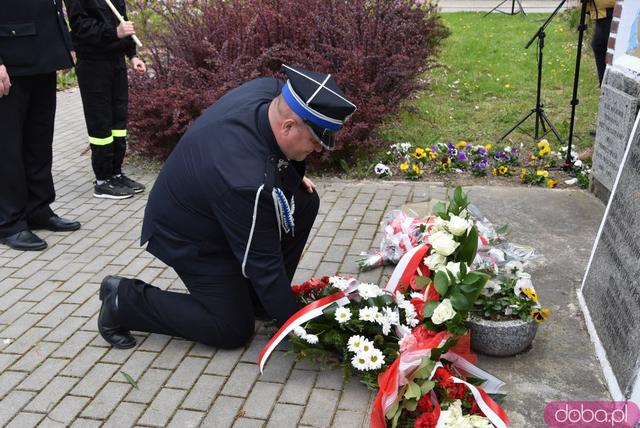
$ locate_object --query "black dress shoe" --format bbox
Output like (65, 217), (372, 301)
(30, 215), (81, 232)
(98, 275), (136, 349)
(0, 231), (47, 251)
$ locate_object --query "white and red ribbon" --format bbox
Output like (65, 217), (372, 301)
(384, 243), (431, 293)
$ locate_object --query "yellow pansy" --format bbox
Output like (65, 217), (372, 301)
(492, 168), (497, 176)
(531, 308), (550, 323)
(400, 162), (409, 171)
(428, 151), (437, 160)
(520, 168), (527, 180)
(529, 154), (538, 161)
(537, 140), (551, 157)
(546, 178), (559, 188)
(455, 141), (467, 150)
(413, 147), (426, 159)
(412, 164), (422, 175)
(522, 287), (538, 302)
(485, 144), (492, 151)
(498, 165), (508, 175)
(536, 170), (549, 177)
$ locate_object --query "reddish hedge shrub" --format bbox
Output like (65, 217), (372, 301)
(128, 0), (448, 168)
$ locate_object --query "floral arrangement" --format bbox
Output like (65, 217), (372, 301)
(472, 261), (550, 323)
(258, 187), (510, 427)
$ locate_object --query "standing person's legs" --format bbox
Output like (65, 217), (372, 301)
(76, 59), (132, 199)
(111, 272), (256, 349)
(591, 12), (613, 86)
(23, 73), (57, 224)
(111, 58), (128, 177)
(0, 76), (31, 239)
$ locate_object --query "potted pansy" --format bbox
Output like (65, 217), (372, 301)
(467, 261), (550, 356)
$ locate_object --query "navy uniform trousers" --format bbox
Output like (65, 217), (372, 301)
(116, 185), (319, 349)
(0, 73), (57, 238)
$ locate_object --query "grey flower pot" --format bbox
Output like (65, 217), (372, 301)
(467, 317), (538, 357)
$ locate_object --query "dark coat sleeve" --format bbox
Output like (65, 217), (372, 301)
(215, 186), (300, 325)
(64, 0), (118, 46)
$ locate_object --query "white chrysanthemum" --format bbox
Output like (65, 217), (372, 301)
(358, 282), (384, 299)
(358, 306), (379, 322)
(293, 326), (307, 338)
(304, 334), (319, 345)
(382, 307), (400, 326)
(334, 307), (352, 324)
(351, 353), (370, 371)
(347, 335), (366, 353)
(482, 280), (501, 297)
(329, 276), (351, 291)
(364, 348), (385, 370)
(394, 291), (406, 303)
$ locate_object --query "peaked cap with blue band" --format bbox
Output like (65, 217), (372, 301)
(281, 64), (357, 150)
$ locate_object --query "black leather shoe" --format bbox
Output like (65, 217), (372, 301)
(0, 231), (47, 251)
(30, 215), (81, 232)
(98, 275), (136, 349)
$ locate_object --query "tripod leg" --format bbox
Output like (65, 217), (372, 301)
(540, 111), (564, 144)
(497, 109), (535, 143)
(484, 0), (509, 17)
(516, 0), (526, 15)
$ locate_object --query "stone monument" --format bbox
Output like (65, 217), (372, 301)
(581, 109), (640, 403)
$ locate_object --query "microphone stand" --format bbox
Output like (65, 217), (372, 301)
(497, 0), (566, 144)
(484, 0), (526, 17)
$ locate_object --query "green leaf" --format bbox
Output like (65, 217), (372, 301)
(322, 303), (338, 321)
(434, 271), (449, 296)
(456, 225), (478, 265)
(433, 201), (447, 218)
(404, 381), (422, 400)
(413, 276), (431, 290)
(385, 401), (399, 420)
(450, 291), (470, 311)
(404, 398), (418, 412)
(339, 159), (350, 173)
(423, 300), (440, 318)
(459, 282), (480, 293)
(459, 262), (467, 279)
(496, 224), (510, 235)
(453, 186), (465, 206)
(420, 380), (436, 394)
(391, 407), (402, 428)
(413, 357), (436, 379)
(121, 371), (139, 389)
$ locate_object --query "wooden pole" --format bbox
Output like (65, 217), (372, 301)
(103, 0), (143, 48)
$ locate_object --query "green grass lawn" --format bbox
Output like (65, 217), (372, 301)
(381, 11), (600, 156)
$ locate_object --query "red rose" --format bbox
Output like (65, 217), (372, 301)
(434, 367), (453, 381)
(470, 398), (484, 416)
(417, 394), (434, 413)
(447, 383), (467, 400)
(414, 411), (438, 428)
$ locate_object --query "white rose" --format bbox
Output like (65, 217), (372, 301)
(424, 253), (447, 270)
(447, 215), (470, 237)
(438, 261), (463, 278)
(431, 298), (456, 325)
(430, 216), (448, 232)
(429, 231), (460, 256)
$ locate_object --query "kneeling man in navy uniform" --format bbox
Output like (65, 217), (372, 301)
(97, 65), (357, 349)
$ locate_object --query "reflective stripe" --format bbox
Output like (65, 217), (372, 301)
(89, 135), (114, 146)
(112, 129), (127, 137)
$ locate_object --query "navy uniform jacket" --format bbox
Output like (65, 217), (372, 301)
(141, 77), (302, 325)
(0, 0), (73, 76)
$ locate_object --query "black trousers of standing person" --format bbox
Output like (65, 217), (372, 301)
(116, 187), (320, 349)
(591, 8), (614, 86)
(0, 73), (57, 238)
(75, 56), (128, 180)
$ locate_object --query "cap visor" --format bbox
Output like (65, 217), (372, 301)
(306, 121), (336, 151)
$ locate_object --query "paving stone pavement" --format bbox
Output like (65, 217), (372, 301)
(0, 89), (609, 427)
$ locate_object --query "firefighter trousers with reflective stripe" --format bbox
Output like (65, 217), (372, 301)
(75, 56), (128, 180)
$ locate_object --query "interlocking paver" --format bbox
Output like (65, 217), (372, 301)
(103, 401), (146, 428)
(48, 396), (90, 426)
(17, 358), (68, 391)
(0, 390), (35, 426)
(299, 388), (341, 427)
(278, 369), (317, 405)
(70, 363), (119, 397)
(266, 403), (304, 428)
(204, 348), (244, 376)
(221, 362), (260, 397)
(4, 412), (44, 428)
(242, 381), (282, 419)
(182, 374), (225, 411)
(138, 387), (187, 427)
(201, 396), (244, 428)
(81, 382), (130, 419)
(0, 371), (27, 399)
(167, 409), (206, 428)
(165, 356), (208, 389)
(24, 375), (78, 412)
(151, 338), (191, 369)
(125, 368), (172, 404)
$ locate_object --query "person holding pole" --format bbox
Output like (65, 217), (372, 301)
(65, 0), (146, 199)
